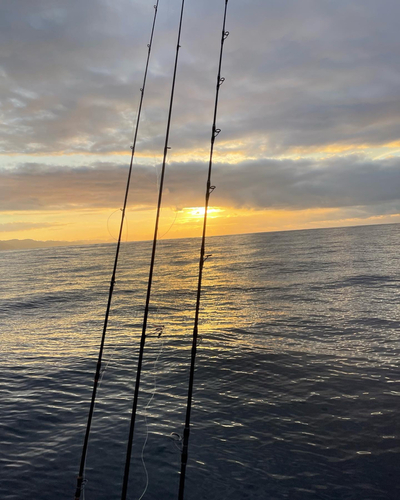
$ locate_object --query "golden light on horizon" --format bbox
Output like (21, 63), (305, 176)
(2, 206), (400, 245)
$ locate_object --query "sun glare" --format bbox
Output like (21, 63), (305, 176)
(184, 207), (224, 218)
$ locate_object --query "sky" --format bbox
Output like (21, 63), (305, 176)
(1, 0), (400, 243)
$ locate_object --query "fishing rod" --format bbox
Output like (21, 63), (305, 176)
(120, 0), (186, 498)
(178, 1), (230, 498)
(73, 3), (160, 499)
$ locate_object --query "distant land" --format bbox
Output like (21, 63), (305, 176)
(0, 239), (101, 251)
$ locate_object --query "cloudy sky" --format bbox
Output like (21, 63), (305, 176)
(1, 0), (400, 242)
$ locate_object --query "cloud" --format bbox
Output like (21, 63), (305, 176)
(1, 156), (399, 217)
(2, 0), (400, 157)
(0, 161), (159, 210)
(2, 0), (400, 237)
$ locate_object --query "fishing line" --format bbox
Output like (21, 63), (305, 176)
(107, 208), (130, 243)
(81, 324), (156, 500)
(97, 343), (120, 390)
(153, 164), (179, 240)
(138, 329), (165, 500)
(159, 209), (179, 239)
(74, 3), (161, 498)
(121, 0), (187, 497)
(80, 340), (118, 500)
(80, 337), (129, 500)
(107, 209), (122, 241)
(178, 2), (230, 499)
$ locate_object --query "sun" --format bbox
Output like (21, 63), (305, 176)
(184, 207), (224, 218)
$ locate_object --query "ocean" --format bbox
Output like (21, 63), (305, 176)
(1, 224), (399, 500)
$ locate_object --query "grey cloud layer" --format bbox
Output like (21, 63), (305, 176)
(2, 0), (400, 155)
(2, 157), (399, 215)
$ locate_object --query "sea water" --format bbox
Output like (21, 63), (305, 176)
(0, 224), (399, 500)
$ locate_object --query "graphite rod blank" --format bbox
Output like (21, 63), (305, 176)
(178, 1), (230, 499)
(120, 1), (186, 499)
(74, 3), (160, 499)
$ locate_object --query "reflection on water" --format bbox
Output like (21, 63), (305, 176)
(1, 224), (400, 499)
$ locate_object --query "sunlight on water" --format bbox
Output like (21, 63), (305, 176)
(1, 224), (400, 499)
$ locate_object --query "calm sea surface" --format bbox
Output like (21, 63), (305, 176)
(1, 225), (400, 500)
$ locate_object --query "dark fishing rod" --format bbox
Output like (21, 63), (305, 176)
(178, 2), (230, 499)
(120, 1), (186, 499)
(73, 3), (160, 499)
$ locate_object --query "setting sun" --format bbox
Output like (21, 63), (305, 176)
(184, 207), (225, 219)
